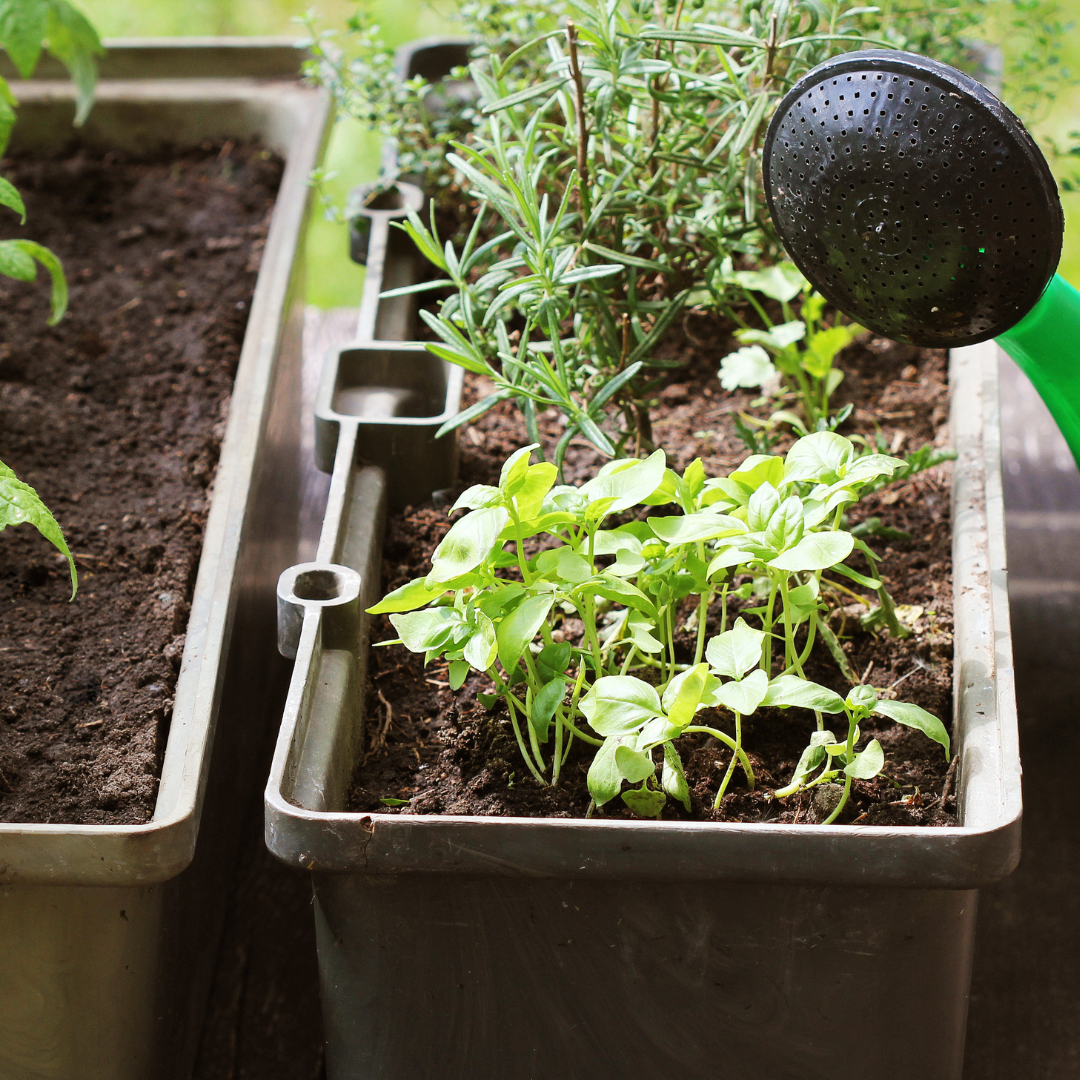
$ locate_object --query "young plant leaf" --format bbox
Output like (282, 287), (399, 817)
(662, 742), (692, 812)
(587, 736), (624, 806)
(0, 461), (76, 597)
(762, 674), (845, 713)
(712, 667), (769, 715)
(580, 449), (666, 513)
(580, 676), (662, 736)
(768, 530), (854, 572)
(463, 610), (498, 671)
(448, 659), (470, 690)
(614, 744), (656, 783)
(873, 699), (951, 757)
(367, 577), (448, 614)
(705, 617), (765, 679)
(621, 784), (667, 819)
(389, 607), (462, 654)
(496, 593), (555, 673)
(844, 739), (885, 779)
(531, 677), (566, 741)
(427, 506), (509, 584)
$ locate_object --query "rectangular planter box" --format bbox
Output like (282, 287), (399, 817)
(266, 308), (1021, 1079)
(0, 41), (329, 1080)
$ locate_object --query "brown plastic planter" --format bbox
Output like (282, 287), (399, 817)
(265, 37), (1021, 1080)
(0, 40), (329, 1080)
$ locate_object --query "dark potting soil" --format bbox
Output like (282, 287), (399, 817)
(350, 323), (958, 826)
(0, 141), (282, 824)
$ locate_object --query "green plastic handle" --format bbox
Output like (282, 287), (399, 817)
(998, 273), (1080, 466)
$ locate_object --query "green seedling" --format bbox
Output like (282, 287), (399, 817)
(717, 263), (861, 431)
(371, 431), (932, 818)
(0, 459), (76, 597)
(0, 0), (103, 323)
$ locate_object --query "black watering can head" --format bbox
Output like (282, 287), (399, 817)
(761, 49), (1063, 348)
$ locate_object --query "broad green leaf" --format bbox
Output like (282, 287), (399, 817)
(531, 677), (566, 741)
(2, 240), (66, 323)
(449, 484), (500, 513)
(427, 506), (509, 584)
(537, 641), (571, 679)
(367, 577), (447, 615)
(580, 675), (662, 736)
(621, 784), (667, 818)
(0, 0), (46, 78)
(463, 610), (497, 671)
(615, 744), (656, 783)
(768, 530), (854, 572)
(783, 431), (856, 484)
(580, 449), (666, 513)
(775, 730), (835, 796)
(746, 481), (781, 531)
(627, 610), (665, 653)
(593, 528), (643, 557)
(389, 607), (462, 654)
(842, 453), (906, 486)
(873, 699), (951, 757)
(535, 545), (592, 584)
(707, 547), (754, 577)
(719, 345), (775, 391)
(661, 663), (720, 714)
(499, 444), (540, 494)
(0, 175), (24, 222)
(0, 463), (76, 597)
(637, 714), (682, 748)
(713, 667), (769, 715)
(663, 663), (714, 729)
(763, 495), (804, 552)
(662, 743), (692, 812)
(514, 462), (557, 519)
(588, 737), (624, 806)
(648, 512), (746, 546)
(729, 454), (785, 493)
(762, 674), (845, 713)
(581, 573), (657, 617)
(448, 659), (469, 690)
(729, 262), (806, 303)
(845, 739), (885, 779)
(44, 0), (104, 126)
(737, 320), (806, 351)
(496, 592), (554, 673)
(846, 684), (879, 712)
(803, 324), (860, 378)
(705, 617), (765, 679)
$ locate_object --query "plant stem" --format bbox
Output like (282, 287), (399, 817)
(504, 691), (546, 784)
(822, 773), (852, 825)
(565, 20), (591, 221)
(713, 710), (744, 807)
(685, 725), (755, 791)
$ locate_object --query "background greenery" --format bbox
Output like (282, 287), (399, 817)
(77, 0), (1080, 302)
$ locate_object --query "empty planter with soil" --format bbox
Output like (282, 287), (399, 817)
(0, 42), (328, 1080)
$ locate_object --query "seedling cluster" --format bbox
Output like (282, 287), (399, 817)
(374, 433), (949, 821)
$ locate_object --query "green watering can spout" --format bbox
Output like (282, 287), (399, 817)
(998, 274), (1080, 460)
(761, 49), (1079, 461)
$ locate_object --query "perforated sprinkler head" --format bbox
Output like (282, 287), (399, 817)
(762, 49), (1063, 349)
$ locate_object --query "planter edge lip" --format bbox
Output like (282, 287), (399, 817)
(0, 45), (330, 888)
(263, 340), (1022, 891)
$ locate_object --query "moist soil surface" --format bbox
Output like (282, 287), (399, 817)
(0, 141), (282, 824)
(351, 325), (958, 826)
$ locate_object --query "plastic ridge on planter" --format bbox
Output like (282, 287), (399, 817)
(0, 42), (330, 1080)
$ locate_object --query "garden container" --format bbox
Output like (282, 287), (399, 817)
(267, 288), (1020, 1080)
(0, 40), (329, 1080)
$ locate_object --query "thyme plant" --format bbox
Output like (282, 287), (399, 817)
(372, 433), (947, 818)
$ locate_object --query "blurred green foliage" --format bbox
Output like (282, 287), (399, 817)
(64, 0), (1080, 299)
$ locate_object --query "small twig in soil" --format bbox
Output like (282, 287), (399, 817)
(937, 754), (959, 808)
(77, 719), (103, 728)
(374, 663), (406, 680)
(860, 659), (874, 684)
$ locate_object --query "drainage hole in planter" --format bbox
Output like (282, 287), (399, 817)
(293, 569), (347, 602)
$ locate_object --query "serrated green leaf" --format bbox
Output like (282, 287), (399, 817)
(0, 0), (46, 78)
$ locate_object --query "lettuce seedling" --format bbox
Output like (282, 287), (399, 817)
(372, 433), (940, 817)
